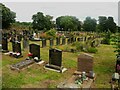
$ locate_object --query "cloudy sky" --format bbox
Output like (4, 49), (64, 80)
(2, 2), (118, 25)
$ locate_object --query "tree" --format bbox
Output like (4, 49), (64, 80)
(98, 16), (117, 33)
(82, 17), (97, 32)
(106, 17), (116, 33)
(98, 16), (108, 32)
(32, 12), (53, 31)
(56, 16), (81, 31)
(0, 3), (16, 29)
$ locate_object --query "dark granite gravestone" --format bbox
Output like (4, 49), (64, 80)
(91, 40), (96, 47)
(62, 38), (66, 45)
(74, 37), (76, 42)
(49, 49), (62, 67)
(49, 39), (54, 46)
(2, 37), (8, 51)
(71, 37), (74, 43)
(42, 39), (46, 48)
(12, 41), (22, 54)
(17, 34), (22, 42)
(56, 37), (60, 45)
(67, 38), (71, 44)
(23, 36), (29, 49)
(84, 37), (87, 41)
(45, 48), (67, 73)
(29, 44), (40, 60)
(77, 53), (93, 73)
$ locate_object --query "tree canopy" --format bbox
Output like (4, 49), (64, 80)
(56, 16), (81, 31)
(0, 3), (16, 29)
(83, 17), (97, 32)
(32, 12), (54, 31)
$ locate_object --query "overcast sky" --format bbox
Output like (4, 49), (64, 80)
(2, 2), (118, 25)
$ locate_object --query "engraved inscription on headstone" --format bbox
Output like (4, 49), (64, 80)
(49, 49), (62, 67)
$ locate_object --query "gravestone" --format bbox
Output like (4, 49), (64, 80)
(62, 38), (66, 45)
(23, 36), (29, 49)
(45, 48), (67, 73)
(12, 41), (22, 54)
(56, 37), (60, 45)
(17, 34), (22, 42)
(49, 39), (54, 46)
(77, 53), (93, 73)
(67, 38), (71, 44)
(29, 44), (40, 60)
(42, 39), (46, 48)
(71, 37), (74, 43)
(2, 37), (8, 51)
(77, 37), (83, 42)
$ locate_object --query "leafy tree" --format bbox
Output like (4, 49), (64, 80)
(0, 3), (16, 29)
(32, 12), (53, 31)
(98, 16), (117, 33)
(106, 17), (116, 33)
(56, 16), (81, 31)
(98, 16), (108, 32)
(82, 17), (97, 32)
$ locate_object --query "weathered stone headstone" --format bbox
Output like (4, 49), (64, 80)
(77, 53), (93, 73)
(56, 37), (60, 45)
(42, 39), (46, 48)
(49, 39), (54, 46)
(29, 44), (40, 60)
(23, 36), (29, 49)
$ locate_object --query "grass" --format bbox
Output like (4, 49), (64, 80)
(2, 41), (116, 88)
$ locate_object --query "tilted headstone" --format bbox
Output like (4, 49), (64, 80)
(62, 38), (66, 45)
(42, 39), (46, 48)
(49, 39), (54, 46)
(77, 53), (93, 72)
(29, 44), (40, 59)
(2, 37), (8, 51)
(49, 49), (62, 67)
(56, 37), (60, 45)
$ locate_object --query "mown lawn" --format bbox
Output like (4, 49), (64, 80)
(2, 41), (116, 88)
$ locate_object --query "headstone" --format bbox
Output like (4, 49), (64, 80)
(12, 41), (22, 54)
(23, 36), (29, 49)
(2, 37), (8, 51)
(49, 39), (54, 46)
(67, 38), (71, 44)
(49, 49), (62, 67)
(56, 37), (60, 45)
(17, 34), (22, 42)
(77, 37), (83, 42)
(62, 38), (66, 45)
(42, 39), (46, 48)
(29, 44), (40, 60)
(77, 53), (93, 73)
(71, 37), (74, 43)
(45, 48), (67, 73)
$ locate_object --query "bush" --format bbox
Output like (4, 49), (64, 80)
(46, 29), (57, 38)
(86, 47), (98, 53)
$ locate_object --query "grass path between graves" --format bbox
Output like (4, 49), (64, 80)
(2, 43), (116, 88)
